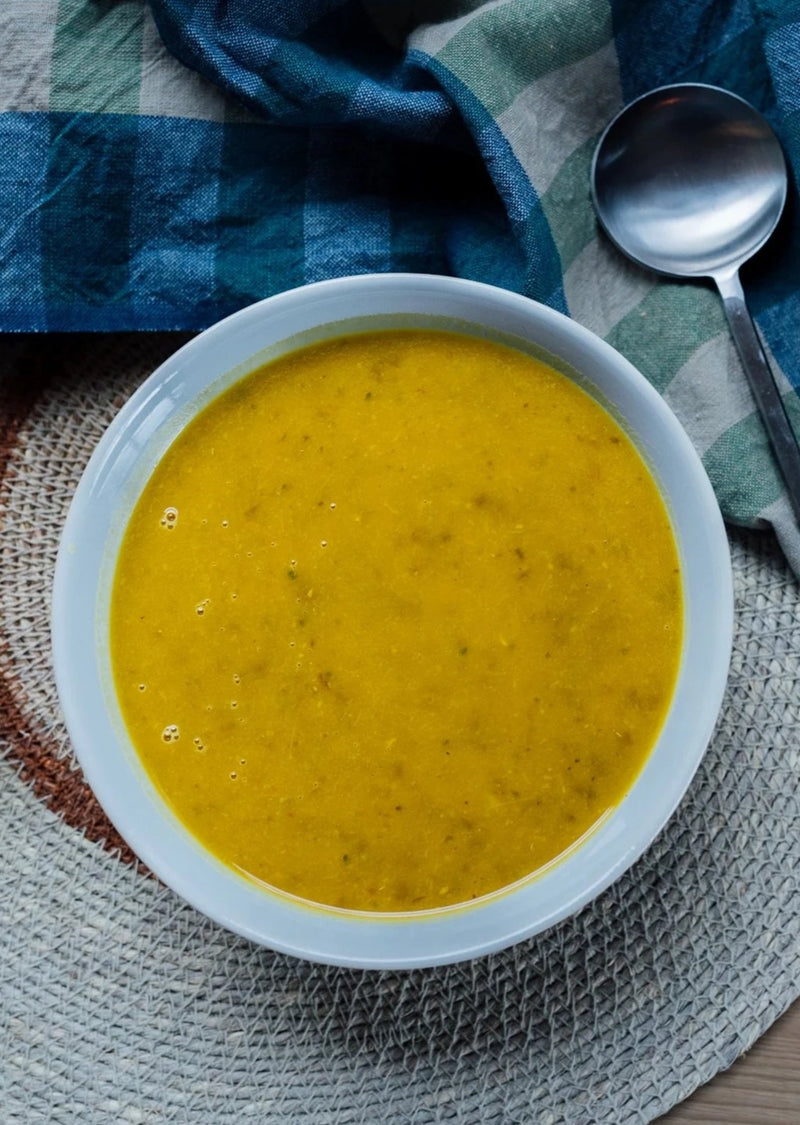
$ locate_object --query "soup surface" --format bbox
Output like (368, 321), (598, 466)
(111, 330), (682, 912)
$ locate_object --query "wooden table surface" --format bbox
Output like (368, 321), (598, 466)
(659, 1000), (799, 1123)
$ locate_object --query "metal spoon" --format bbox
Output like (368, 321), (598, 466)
(591, 82), (800, 524)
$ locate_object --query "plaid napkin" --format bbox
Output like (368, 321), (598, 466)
(3, 0), (800, 571)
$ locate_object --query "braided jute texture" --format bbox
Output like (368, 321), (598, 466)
(1, 336), (798, 1125)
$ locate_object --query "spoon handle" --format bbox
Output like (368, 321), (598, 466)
(715, 270), (800, 527)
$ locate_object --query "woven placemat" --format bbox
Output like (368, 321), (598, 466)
(1, 335), (798, 1125)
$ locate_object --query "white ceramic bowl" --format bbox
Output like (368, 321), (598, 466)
(52, 274), (733, 969)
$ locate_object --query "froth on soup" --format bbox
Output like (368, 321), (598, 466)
(110, 330), (682, 912)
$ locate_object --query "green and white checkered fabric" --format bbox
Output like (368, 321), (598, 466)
(3, 0), (800, 570)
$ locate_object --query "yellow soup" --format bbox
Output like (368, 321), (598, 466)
(111, 330), (682, 912)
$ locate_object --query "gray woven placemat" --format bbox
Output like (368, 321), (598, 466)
(1, 335), (798, 1125)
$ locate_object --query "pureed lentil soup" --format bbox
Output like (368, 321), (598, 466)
(111, 329), (682, 913)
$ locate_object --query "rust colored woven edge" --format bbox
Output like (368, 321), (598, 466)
(0, 342), (141, 868)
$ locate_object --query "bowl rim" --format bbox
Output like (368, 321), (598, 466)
(51, 273), (733, 969)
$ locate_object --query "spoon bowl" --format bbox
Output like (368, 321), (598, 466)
(592, 83), (800, 525)
(591, 84), (787, 278)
